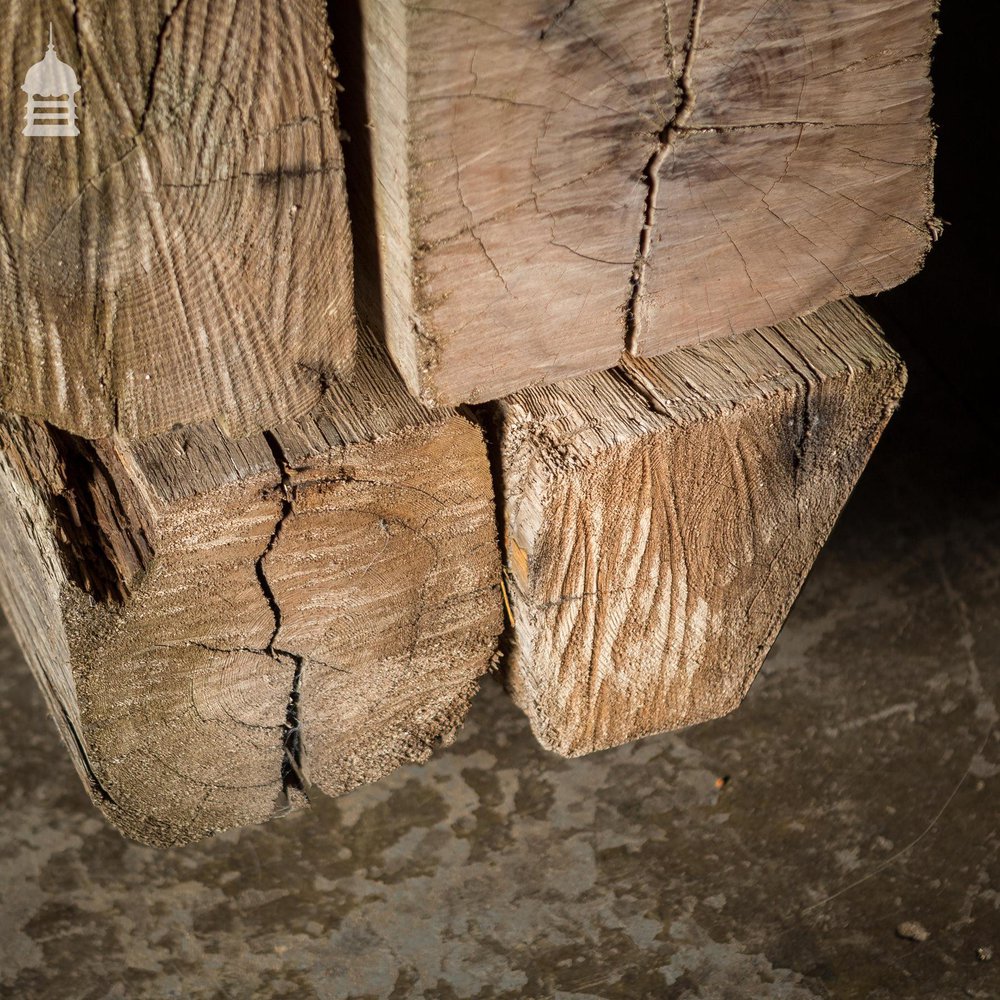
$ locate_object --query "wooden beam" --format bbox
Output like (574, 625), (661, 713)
(0, 337), (502, 845)
(0, 1), (355, 438)
(343, 0), (934, 406)
(493, 299), (905, 756)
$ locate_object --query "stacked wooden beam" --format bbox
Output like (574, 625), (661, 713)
(0, 0), (932, 843)
(494, 300), (905, 754)
(0, 0), (356, 439)
(0, 334), (501, 845)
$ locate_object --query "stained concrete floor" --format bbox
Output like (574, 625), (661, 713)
(1, 242), (999, 1000)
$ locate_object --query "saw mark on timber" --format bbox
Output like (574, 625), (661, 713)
(624, 0), (705, 354)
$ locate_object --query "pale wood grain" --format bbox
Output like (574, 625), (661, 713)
(495, 298), (905, 755)
(636, 0), (936, 356)
(0, 335), (501, 845)
(344, 0), (933, 406)
(0, 0), (355, 439)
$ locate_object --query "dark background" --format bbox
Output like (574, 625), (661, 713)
(863, 0), (998, 425)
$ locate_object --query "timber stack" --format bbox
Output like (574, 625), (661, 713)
(0, 0), (934, 843)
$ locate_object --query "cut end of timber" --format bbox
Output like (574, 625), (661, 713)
(259, 416), (503, 804)
(351, 0), (934, 406)
(495, 298), (906, 758)
(0, 1), (356, 440)
(0, 346), (502, 846)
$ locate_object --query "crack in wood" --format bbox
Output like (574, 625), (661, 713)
(60, 704), (116, 805)
(624, 0), (704, 354)
(137, 0), (185, 137)
(539, 0), (577, 40)
(257, 431), (309, 802)
(608, 366), (671, 416)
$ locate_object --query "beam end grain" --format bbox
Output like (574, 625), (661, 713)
(494, 298), (905, 756)
(0, 339), (502, 845)
(0, 1), (356, 439)
(352, 0), (934, 405)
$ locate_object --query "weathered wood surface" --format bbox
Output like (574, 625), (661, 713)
(0, 1), (355, 439)
(494, 298), (905, 756)
(343, 0), (934, 406)
(0, 336), (501, 845)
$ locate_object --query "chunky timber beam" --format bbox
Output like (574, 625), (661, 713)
(0, 337), (502, 845)
(0, 0), (355, 438)
(340, 0), (934, 406)
(492, 298), (905, 756)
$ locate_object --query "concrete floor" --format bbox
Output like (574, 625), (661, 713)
(2, 244), (999, 999)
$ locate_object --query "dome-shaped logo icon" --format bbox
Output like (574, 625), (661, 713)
(22, 24), (81, 137)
